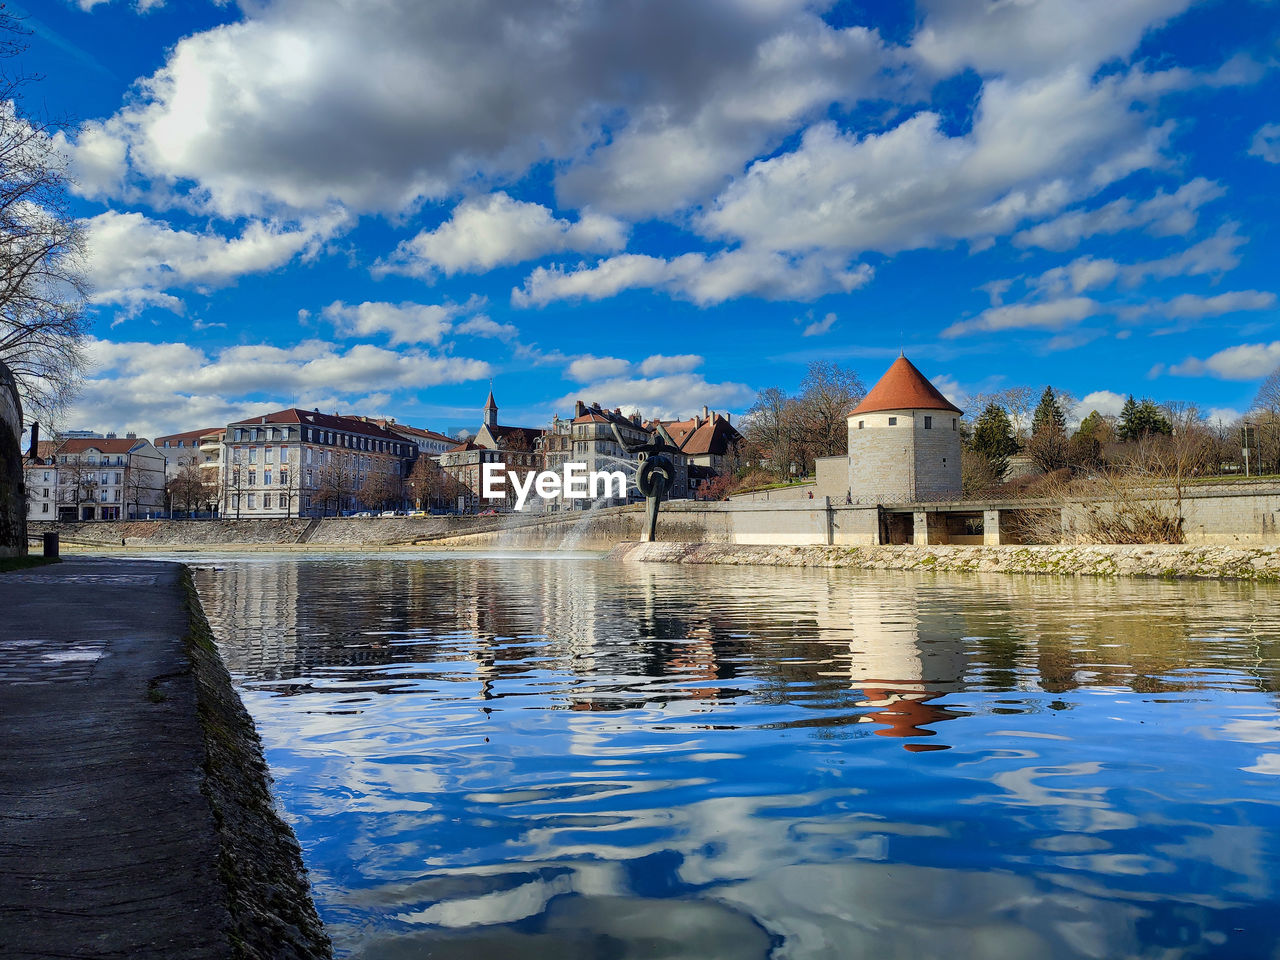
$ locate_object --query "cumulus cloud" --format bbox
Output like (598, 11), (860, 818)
(378, 193), (627, 278)
(320, 300), (456, 345)
(1250, 123), (1280, 164)
(61, 0), (896, 219)
(698, 69), (1169, 256)
(566, 355), (631, 382)
(83, 210), (345, 316)
(910, 0), (1193, 79)
(66, 336), (490, 437)
(514, 250), (873, 307)
(1013, 178), (1224, 251)
(1169, 342), (1280, 380)
(1072, 389), (1129, 419)
(942, 297), (1101, 338)
(455, 315), (518, 341)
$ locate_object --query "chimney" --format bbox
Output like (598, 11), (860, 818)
(106, 431), (117, 439)
(702, 405), (708, 420)
(575, 400), (585, 417)
(126, 431), (136, 439)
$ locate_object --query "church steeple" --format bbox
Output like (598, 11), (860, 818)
(483, 381), (498, 428)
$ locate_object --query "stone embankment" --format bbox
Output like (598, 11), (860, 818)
(0, 558), (330, 959)
(616, 541), (1280, 581)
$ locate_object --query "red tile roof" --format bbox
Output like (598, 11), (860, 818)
(849, 356), (962, 416)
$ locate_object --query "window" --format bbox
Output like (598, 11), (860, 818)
(888, 417), (897, 426)
(265, 446), (274, 463)
(263, 494), (272, 509)
(233, 495), (240, 510)
(858, 421), (864, 430)
(280, 469), (288, 486)
(247, 494), (256, 509)
(115, 472), (122, 484)
(924, 416), (932, 429)
(952, 418), (957, 430)
(264, 469), (272, 486)
(41, 503), (49, 514)
(306, 448), (313, 465)
(249, 448), (258, 464)
(42, 488), (48, 497)
(248, 470), (256, 486)
(43, 471), (50, 481)
(234, 428), (243, 441)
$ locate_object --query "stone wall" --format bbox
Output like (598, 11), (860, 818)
(615, 540), (1280, 582)
(848, 410), (913, 503)
(0, 362), (24, 558)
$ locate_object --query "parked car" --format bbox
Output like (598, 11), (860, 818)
(379, 510), (397, 517)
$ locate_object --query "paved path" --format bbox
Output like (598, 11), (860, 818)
(0, 557), (231, 959)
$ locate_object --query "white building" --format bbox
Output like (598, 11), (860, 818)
(27, 435), (167, 521)
(846, 355), (963, 504)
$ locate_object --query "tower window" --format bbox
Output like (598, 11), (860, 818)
(952, 418), (957, 430)
(858, 420), (864, 430)
(888, 417), (897, 426)
(924, 416), (932, 429)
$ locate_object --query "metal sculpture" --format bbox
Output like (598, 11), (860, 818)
(611, 422), (682, 542)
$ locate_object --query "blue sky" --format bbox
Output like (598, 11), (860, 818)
(16, 0), (1280, 438)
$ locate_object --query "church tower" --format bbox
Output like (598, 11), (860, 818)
(483, 386), (498, 429)
(847, 355), (962, 503)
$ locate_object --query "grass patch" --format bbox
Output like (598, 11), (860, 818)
(0, 555), (60, 573)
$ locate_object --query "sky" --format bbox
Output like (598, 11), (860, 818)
(14, 0), (1280, 439)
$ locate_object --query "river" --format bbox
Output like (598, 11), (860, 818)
(190, 552), (1280, 959)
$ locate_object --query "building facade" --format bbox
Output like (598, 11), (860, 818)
(27, 435), (166, 521)
(222, 409), (417, 518)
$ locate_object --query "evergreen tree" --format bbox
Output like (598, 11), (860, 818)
(1119, 396), (1172, 441)
(970, 402), (1019, 478)
(1117, 395), (1140, 442)
(1028, 386), (1069, 472)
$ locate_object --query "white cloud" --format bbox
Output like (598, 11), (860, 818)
(455, 315), (518, 341)
(83, 210), (344, 316)
(514, 250), (872, 307)
(1028, 222), (1246, 297)
(378, 193), (627, 278)
(64, 0), (893, 219)
(1013, 178), (1223, 251)
(1169, 342), (1280, 380)
(1250, 123), (1280, 164)
(1073, 390), (1128, 419)
(911, 0), (1192, 79)
(698, 68), (1168, 256)
(801, 312), (837, 337)
(943, 297), (1101, 338)
(320, 300), (456, 346)
(67, 336), (491, 437)
(557, 372), (754, 421)
(566, 355), (631, 382)
(639, 355), (703, 376)
(1121, 290), (1277, 323)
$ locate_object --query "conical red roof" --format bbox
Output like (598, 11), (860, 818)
(850, 356), (962, 416)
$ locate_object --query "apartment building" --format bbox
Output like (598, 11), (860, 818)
(27, 435), (166, 520)
(222, 409), (417, 517)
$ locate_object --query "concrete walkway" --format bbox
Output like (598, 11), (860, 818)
(0, 558), (231, 959)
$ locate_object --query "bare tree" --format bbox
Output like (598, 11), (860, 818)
(359, 469), (402, 512)
(0, 16), (89, 425)
(167, 461), (213, 517)
(793, 361), (865, 462)
(744, 386), (799, 479)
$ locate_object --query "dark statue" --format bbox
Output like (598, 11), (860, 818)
(611, 422), (682, 542)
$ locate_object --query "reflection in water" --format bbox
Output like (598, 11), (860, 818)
(192, 554), (1280, 959)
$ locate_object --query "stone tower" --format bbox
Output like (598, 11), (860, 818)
(483, 386), (498, 429)
(847, 355), (962, 504)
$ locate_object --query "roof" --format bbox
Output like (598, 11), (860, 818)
(849, 356), (962, 416)
(658, 412), (742, 456)
(55, 438), (147, 455)
(484, 389), (497, 409)
(486, 424), (545, 448)
(228, 408), (407, 443)
(154, 427), (219, 445)
(384, 422), (456, 445)
(446, 438), (483, 452)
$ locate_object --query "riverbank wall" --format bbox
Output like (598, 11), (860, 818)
(0, 557), (331, 959)
(614, 540), (1280, 581)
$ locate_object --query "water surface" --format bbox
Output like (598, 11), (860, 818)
(191, 554), (1280, 959)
